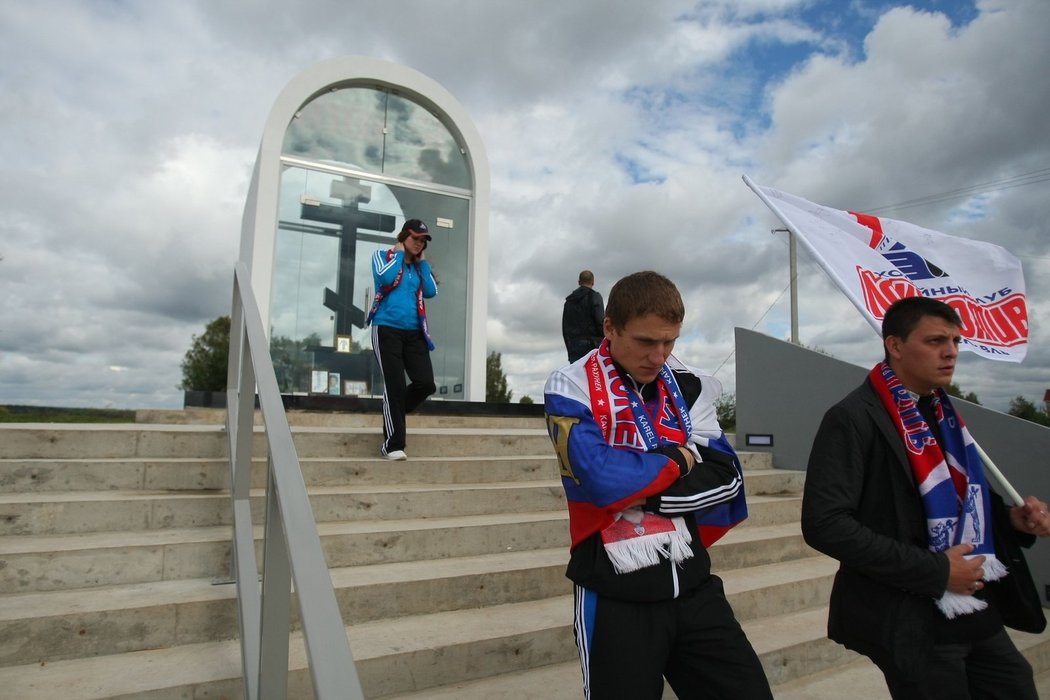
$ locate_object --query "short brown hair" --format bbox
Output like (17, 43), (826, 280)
(605, 271), (684, 330)
(578, 270), (594, 286)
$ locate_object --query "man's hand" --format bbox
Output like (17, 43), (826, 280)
(1010, 495), (1050, 537)
(945, 543), (986, 595)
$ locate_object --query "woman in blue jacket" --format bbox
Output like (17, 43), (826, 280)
(368, 219), (438, 460)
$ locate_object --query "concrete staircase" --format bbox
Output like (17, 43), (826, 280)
(0, 411), (1047, 699)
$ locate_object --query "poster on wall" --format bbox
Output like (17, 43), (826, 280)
(311, 370), (329, 393)
(343, 380), (366, 396)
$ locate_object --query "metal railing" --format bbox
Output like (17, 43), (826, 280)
(226, 262), (365, 699)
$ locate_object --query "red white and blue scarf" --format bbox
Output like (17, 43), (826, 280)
(366, 249), (435, 351)
(585, 340), (696, 573)
(870, 361), (1006, 618)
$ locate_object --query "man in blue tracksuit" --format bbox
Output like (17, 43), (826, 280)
(368, 218), (438, 460)
(544, 270), (771, 699)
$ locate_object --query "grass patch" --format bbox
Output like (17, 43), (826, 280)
(0, 405), (136, 423)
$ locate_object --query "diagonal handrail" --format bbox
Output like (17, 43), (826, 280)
(226, 261), (365, 699)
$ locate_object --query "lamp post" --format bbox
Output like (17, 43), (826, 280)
(773, 228), (799, 345)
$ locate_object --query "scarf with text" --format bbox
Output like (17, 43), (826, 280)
(586, 339), (693, 574)
(869, 361), (1006, 618)
(366, 249), (435, 351)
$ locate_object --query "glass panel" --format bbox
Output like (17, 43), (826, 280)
(270, 165), (469, 399)
(383, 93), (471, 189)
(283, 87), (387, 174)
(282, 86), (472, 190)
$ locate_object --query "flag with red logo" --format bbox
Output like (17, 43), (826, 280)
(743, 176), (1028, 362)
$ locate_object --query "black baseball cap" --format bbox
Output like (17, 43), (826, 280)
(403, 219), (431, 240)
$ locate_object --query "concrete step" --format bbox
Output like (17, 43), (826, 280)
(0, 537), (833, 665)
(0, 513), (571, 593)
(0, 596), (575, 699)
(0, 548), (570, 666)
(0, 558), (839, 698)
(0, 481), (568, 536)
(0, 424), (229, 460)
(9, 586), (1043, 700)
(772, 630), (1050, 700)
(709, 521), (818, 571)
(0, 455), (561, 492)
(0, 424), (771, 467)
(0, 453), (779, 494)
(0, 475), (800, 540)
(746, 466), (804, 493)
(378, 615), (1050, 699)
(0, 508), (810, 596)
(137, 407), (549, 429)
(0, 424), (559, 460)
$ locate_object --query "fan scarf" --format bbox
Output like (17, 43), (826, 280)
(366, 249), (435, 351)
(586, 339), (694, 574)
(869, 361), (1007, 618)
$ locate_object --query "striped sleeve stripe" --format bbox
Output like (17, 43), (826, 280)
(656, 478), (742, 514)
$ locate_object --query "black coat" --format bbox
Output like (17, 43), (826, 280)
(801, 378), (1025, 677)
(562, 286), (604, 360)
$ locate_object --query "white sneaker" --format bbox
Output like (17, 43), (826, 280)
(382, 448), (407, 461)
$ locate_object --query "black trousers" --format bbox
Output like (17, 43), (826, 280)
(371, 325), (435, 453)
(573, 576), (773, 699)
(876, 627), (1037, 700)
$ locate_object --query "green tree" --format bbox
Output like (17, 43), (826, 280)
(716, 392), (736, 432)
(270, 332), (323, 393)
(519, 395), (534, 405)
(946, 382), (980, 404)
(486, 351), (513, 403)
(180, 316), (231, 391)
(1007, 396), (1050, 427)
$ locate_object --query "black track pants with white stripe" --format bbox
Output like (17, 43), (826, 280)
(371, 325), (435, 453)
(572, 576), (772, 699)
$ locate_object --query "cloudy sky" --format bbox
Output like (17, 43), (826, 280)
(2, 0), (1048, 414)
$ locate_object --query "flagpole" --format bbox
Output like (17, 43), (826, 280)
(742, 174), (883, 338)
(974, 441), (1024, 507)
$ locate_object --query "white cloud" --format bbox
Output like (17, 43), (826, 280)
(0, 0), (1047, 415)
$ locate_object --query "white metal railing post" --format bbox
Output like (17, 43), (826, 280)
(226, 263), (364, 699)
(258, 462), (292, 698)
(227, 276), (261, 699)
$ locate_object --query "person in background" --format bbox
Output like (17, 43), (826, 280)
(544, 270), (771, 699)
(802, 295), (1049, 699)
(562, 269), (605, 363)
(368, 218), (438, 461)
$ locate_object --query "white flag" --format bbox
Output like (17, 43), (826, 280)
(743, 176), (1028, 362)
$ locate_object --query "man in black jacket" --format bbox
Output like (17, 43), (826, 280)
(562, 270), (605, 363)
(802, 296), (1049, 699)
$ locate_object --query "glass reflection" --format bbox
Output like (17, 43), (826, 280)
(270, 165), (469, 399)
(283, 86), (471, 190)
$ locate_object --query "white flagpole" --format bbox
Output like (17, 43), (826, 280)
(974, 441), (1024, 507)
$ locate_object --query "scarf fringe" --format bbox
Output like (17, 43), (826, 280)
(604, 516), (693, 574)
(937, 591), (988, 619)
(934, 555), (1009, 619)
